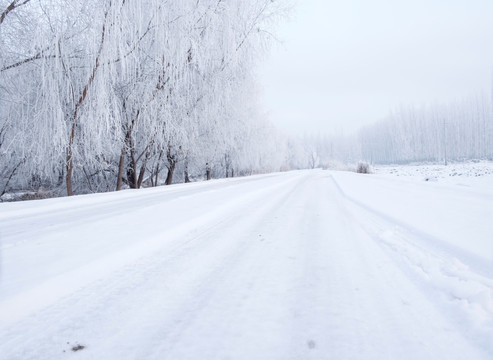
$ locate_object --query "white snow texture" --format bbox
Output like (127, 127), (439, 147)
(0, 164), (492, 359)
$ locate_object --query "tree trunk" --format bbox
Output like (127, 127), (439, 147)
(184, 159), (190, 183)
(116, 147), (126, 191)
(126, 157), (138, 189)
(137, 162), (146, 188)
(206, 163), (211, 181)
(65, 162), (73, 196)
(65, 120), (77, 196)
(165, 145), (177, 185)
(126, 144), (138, 189)
(153, 163), (160, 186)
(165, 162), (175, 185)
(125, 130), (139, 189)
(225, 154), (230, 178)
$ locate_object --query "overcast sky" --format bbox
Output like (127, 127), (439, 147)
(257, 0), (493, 136)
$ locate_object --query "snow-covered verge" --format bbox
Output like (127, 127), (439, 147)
(372, 160), (493, 190)
(0, 168), (492, 359)
(331, 163), (493, 355)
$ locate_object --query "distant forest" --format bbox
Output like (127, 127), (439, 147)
(314, 91), (493, 166)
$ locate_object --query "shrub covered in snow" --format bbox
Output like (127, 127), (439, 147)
(356, 162), (371, 174)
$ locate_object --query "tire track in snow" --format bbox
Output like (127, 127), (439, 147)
(0, 172), (310, 360)
(277, 173), (490, 359)
(0, 172), (286, 250)
(0, 170), (491, 359)
(328, 172), (493, 355)
(0, 172), (306, 324)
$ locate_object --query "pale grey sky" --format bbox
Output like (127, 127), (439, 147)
(258, 0), (493, 136)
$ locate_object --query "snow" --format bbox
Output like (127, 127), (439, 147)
(0, 166), (492, 359)
(373, 161), (493, 191)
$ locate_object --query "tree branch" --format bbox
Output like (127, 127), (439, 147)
(0, 50), (56, 73)
(0, 0), (32, 26)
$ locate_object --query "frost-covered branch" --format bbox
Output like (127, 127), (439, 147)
(0, 0), (32, 26)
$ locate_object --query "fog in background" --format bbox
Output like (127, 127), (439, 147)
(258, 0), (493, 136)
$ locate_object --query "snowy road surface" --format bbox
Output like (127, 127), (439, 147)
(0, 170), (492, 359)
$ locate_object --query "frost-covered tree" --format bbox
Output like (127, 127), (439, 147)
(0, 0), (293, 199)
(359, 92), (493, 164)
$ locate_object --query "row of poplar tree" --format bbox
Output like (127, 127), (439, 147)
(309, 90), (493, 167)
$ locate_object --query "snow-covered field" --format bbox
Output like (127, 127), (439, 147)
(0, 165), (492, 360)
(373, 161), (493, 188)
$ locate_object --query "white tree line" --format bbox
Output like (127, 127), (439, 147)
(310, 90), (493, 167)
(0, 0), (309, 199)
(358, 92), (493, 164)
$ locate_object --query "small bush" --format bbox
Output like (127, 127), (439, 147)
(0, 189), (56, 202)
(18, 192), (51, 201)
(356, 162), (371, 174)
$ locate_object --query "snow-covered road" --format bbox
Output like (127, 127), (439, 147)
(0, 170), (492, 359)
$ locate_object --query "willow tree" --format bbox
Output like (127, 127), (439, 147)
(1, 0), (291, 197)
